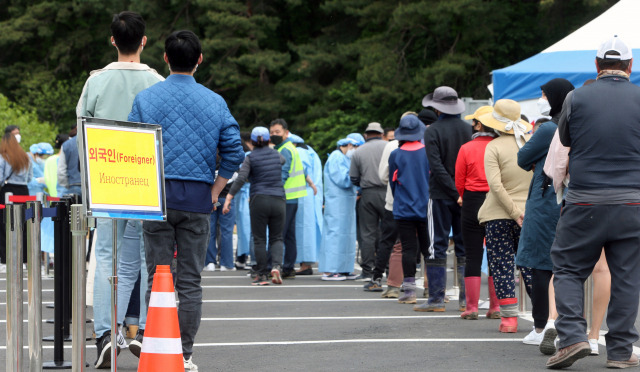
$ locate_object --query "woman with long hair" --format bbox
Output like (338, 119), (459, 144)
(0, 131), (33, 271)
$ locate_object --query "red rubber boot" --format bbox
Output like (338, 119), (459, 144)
(460, 277), (480, 320)
(486, 276), (501, 319)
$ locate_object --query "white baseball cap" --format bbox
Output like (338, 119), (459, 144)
(596, 35), (632, 60)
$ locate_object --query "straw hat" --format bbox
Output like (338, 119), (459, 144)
(464, 106), (494, 122)
(477, 99), (532, 134)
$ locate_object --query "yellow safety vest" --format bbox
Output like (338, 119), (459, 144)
(278, 141), (307, 200)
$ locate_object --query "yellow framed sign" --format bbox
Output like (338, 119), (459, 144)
(78, 117), (166, 221)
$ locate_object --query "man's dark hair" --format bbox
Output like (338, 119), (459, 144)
(165, 30), (201, 73)
(269, 118), (288, 130)
(533, 117), (550, 133)
(111, 11), (145, 55)
(240, 131), (251, 152)
(4, 125), (19, 134)
(596, 51), (631, 71)
(383, 127), (394, 136)
(54, 133), (70, 149)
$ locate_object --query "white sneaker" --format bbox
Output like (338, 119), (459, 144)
(523, 326), (544, 345)
(116, 329), (128, 349)
(184, 356), (198, 371)
(588, 338), (599, 355)
(203, 263), (216, 272)
(220, 266), (236, 272)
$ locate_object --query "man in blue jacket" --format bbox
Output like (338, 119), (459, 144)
(128, 30), (244, 371)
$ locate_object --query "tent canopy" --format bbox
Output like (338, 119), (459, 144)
(492, 0), (640, 102)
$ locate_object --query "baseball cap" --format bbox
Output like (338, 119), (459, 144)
(251, 126), (270, 142)
(596, 35), (632, 60)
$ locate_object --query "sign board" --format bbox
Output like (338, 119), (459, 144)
(78, 117), (166, 221)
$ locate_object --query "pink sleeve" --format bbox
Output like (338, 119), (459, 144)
(543, 129), (570, 193)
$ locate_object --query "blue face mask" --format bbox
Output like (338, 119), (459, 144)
(346, 149), (355, 158)
(35, 157), (45, 165)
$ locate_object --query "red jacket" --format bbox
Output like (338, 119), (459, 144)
(455, 136), (492, 198)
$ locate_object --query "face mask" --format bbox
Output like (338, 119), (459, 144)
(346, 149), (355, 158)
(270, 135), (283, 146)
(14, 134), (21, 143)
(537, 97), (551, 116)
(35, 157), (45, 165)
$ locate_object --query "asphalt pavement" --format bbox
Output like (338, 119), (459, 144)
(1, 257), (639, 371)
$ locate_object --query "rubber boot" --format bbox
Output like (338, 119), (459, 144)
(486, 276), (501, 319)
(457, 257), (466, 311)
(414, 264), (445, 312)
(460, 277), (480, 320)
(498, 298), (518, 333)
(398, 277), (416, 304)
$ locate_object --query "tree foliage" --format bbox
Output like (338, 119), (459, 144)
(0, 0), (618, 159)
(0, 94), (58, 151)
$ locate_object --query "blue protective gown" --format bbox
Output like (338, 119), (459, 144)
(27, 157), (46, 195)
(27, 157), (54, 253)
(318, 150), (357, 273)
(234, 151), (252, 257)
(295, 146), (324, 263)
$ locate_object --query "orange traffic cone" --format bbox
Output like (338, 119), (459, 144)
(138, 265), (183, 371)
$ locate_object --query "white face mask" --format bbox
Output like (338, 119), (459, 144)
(346, 149), (355, 158)
(537, 97), (551, 116)
(14, 134), (21, 143)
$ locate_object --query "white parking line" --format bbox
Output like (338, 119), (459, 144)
(201, 285), (373, 289)
(0, 315), (458, 323)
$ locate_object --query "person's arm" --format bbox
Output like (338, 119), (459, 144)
(349, 151), (361, 186)
(76, 79), (93, 118)
(327, 153), (352, 189)
(280, 147), (292, 184)
(484, 142), (523, 222)
(305, 175), (317, 195)
(378, 143), (394, 185)
(454, 146), (467, 200)
(517, 122), (556, 171)
(557, 91), (573, 147)
(424, 128), (459, 200)
(128, 95), (142, 123)
(228, 156), (251, 197)
(57, 149), (68, 188)
(216, 103), (245, 180)
(543, 130), (570, 194)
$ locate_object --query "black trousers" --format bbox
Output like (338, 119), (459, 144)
(252, 195), (286, 275)
(552, 203), (640, 360)
(282, 202), (298, 272)
(358, 187), (386, 276)
(427, 198), (464, 261)
(0, 184), (29, 264)
(372, 210), (398, 280)
(397, 219), (429, 279)
(531, 268), (552, 329)
(461, 191), (487, 277)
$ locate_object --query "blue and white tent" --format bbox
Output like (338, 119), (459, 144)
(491, 0), (640, 119)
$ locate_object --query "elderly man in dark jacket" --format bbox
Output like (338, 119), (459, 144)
(415, 87), (471, 313)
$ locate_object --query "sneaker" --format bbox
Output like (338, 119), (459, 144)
(607, 353), (639, 369)
(295, 267), (313, 275)
(203, 263), (216, 272)
(523, 327), (544, 345)
(363, 279), (383, 292)
(116, 328), (128, 349)
(540, 326), (558, 355)
(271, 267), (283, 285)
(0, 263), (5, 274)
(381, 286), (400, 298)
(282, 270), (296, 279)
(413, 301), (444, 311)
(344, 273), (357, 280)
(94, 331), (120, 369)
(252, 274), (269, 286)
(129, 329), (144, 358)
(355, 274), (372, 282)
(235, 261), (250, 270)
(588, 339), (599, 356)
(545, 341), (590, 369)
(184, 355), (199, 371)
(321, 273), (346, 281)
(220, 266), (236, 272)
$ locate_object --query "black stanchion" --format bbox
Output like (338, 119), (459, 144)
(43, 200), (71, 369)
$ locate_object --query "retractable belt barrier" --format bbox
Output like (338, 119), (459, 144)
(4, 193), (88, 371)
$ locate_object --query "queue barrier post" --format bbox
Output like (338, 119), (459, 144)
(6, 203), (25, 372)
(71, 204), (87, 371)
(26, 200), (43, 372)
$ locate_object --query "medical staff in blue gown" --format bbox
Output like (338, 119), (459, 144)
(318, 138), (358, 280)
(289, 134), (323, 275)
(28, 143), (55, 254)
(234, 133), (253, 268)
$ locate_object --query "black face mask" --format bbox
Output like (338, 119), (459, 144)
(271, 135), (283, 146)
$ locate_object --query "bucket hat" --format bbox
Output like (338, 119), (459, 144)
(465, 106), (494, 122)
(395, 115), (425, 142)
(478, 99), (532, 148)
(365, 122), (384, 134)
(421, 86), (465, 115)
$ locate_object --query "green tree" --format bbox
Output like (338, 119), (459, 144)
(0, 94), (58, 151)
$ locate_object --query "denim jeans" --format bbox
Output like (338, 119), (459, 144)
(116, 220), (147, 330)
(93, 219), (127, 338)
(143, 208), (209, 358)
(205, 196), (235, 268)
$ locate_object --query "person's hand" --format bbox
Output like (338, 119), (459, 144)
(516, 213), (524, 227)
(457, 196), (462, 206)
(222, 198), (232, 215)
(311, 184), (318, 195)
(36, 177), (45, 184)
